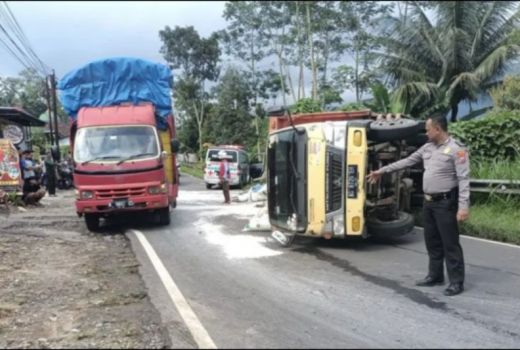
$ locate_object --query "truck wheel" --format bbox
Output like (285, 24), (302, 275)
(158, 207), (171, 226)
(85, 214), (100, 232)
(368, 118), (420, 142)
(366, 211), (415, 237)
(206, 183), (212, 190)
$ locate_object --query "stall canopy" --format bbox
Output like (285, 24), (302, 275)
(0, 107), (46, 127)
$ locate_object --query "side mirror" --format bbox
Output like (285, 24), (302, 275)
(171, 139), (180, 153)
(51, 145), (59, 161)
(266, 106), (286, 117)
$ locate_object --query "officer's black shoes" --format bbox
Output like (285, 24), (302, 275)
(443, 283), (464, 296)
(415, 275), (445, 287)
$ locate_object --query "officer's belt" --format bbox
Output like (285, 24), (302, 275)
(424, 188), (458, 202)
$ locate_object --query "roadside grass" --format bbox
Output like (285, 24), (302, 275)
(180, 162), (204, 179)
(413, 193), (520, 245)
(472, 158), (520, 181)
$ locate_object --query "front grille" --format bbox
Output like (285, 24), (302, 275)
(326, 150), (344, 213)
(95, 187), (147, 199)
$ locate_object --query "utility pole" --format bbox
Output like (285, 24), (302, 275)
(50, 70), (61, 162)
(44, 76), (54, 147)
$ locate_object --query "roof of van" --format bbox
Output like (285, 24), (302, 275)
(209, 145), (245, 150)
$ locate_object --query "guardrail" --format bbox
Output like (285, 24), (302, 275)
(470, 179), (520, 195)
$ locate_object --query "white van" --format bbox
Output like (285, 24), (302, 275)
(204, 146), (250, 189)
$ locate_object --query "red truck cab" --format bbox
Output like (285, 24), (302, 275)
(71, 103), (179, 231)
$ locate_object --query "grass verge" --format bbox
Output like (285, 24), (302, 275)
(472, 159), (520, 181)
(413, 195), (520, 245)
(180, 162), (204, 179)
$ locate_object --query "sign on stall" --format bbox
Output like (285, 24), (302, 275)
(0, 139), (22, 189)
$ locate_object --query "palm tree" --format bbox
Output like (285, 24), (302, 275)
(376, 1), (520, 121)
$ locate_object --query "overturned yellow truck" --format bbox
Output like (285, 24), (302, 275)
(266, 108), (427, 246)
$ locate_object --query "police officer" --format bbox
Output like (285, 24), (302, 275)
(367, 115), (470, 296)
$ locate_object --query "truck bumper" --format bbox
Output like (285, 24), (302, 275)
(76, 194), (169, 214)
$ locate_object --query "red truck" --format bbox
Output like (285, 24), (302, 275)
(59, 58), (179, 231)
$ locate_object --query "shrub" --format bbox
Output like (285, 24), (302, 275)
(449, 110), (520, 161)
(489, 75), (520, 111)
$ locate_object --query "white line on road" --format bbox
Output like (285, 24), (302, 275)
(130, 229), (217, 349)
(415, 226), (520, 249)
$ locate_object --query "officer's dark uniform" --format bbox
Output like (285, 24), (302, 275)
(379, 137), (470, 286)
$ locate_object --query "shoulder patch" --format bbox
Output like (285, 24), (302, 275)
(456, 149), (467, 164)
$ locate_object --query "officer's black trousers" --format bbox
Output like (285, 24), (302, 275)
(423, 198), (465, 284)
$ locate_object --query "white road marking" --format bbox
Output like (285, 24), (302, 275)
(130, 229), (217, 349)
(415, 226), (520, 249)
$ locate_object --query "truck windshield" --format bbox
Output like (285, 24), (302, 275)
(267, 129), (307, 233)
(74, 126), (160, 163)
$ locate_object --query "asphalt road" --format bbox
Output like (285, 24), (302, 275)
(125, 174), (520, 348)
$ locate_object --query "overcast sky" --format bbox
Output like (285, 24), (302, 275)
(1, 1), (358, 103)
(1, 1), (228, 77)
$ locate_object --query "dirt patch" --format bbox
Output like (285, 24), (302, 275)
(0, 191), (170, 349)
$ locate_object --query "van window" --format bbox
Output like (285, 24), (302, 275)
(207, 149), (238, 162)
(239, 152), (248, 164)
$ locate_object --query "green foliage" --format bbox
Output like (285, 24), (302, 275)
(489, 75), (520, 111)
(0, 68), (47, 117)
(180, 162), (204, 179)
(339, 102), (366, 111)
(377, 2), (520, 121)
(290, 98), (322, 114)
(471, 159), (520, 181)
(6, 191), (24, 207)
(460, 198), (520, 245)
(449, 110), (520, 160)
(207, 67), (256, 150)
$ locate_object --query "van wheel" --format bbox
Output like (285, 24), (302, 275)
(366, 211), (414, 237)
(368, 118), (420, 142)
(206, 183), (212, 189)
(85, 214), (100, 232)
(158, 207), (171, 226)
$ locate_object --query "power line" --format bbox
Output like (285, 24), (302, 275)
(0, 2), (49, 76)
(2, 1), (49, 74)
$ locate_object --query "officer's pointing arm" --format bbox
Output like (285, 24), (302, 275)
(379, 145), (425, 174)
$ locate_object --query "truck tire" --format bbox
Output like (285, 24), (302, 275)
(366, 211), (415, 237)
(85, 214), (100, 232)
(368, 118), (420, 142)
(158, 207), (171, 226)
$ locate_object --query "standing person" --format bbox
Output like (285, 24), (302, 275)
(44, 150), (57, 197)
(367, 115), (470, 296)
(218, 150), (231, 204)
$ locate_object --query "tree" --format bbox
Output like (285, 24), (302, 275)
(220, 1), (270, 157)
(489, 75), (520, 111)
(377, 1), (520, 121)
(159, 25), (221, 153)
(210, 67), (256, 151)
(0, 68), (47, 117)
(338, 2), (394, 103)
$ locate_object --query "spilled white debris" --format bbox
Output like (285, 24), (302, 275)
(180, 185), (281, 260)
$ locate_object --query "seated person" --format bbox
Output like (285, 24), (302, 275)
(21, 150), (45, 206)
(22, 176), (46, 206)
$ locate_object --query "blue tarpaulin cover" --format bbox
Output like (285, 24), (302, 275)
(57, 57), (173, 129)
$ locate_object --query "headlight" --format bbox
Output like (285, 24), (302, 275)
(148, 183), (167, 194)
(333, 216), (345, 237)
(81, 190), (94, 199)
